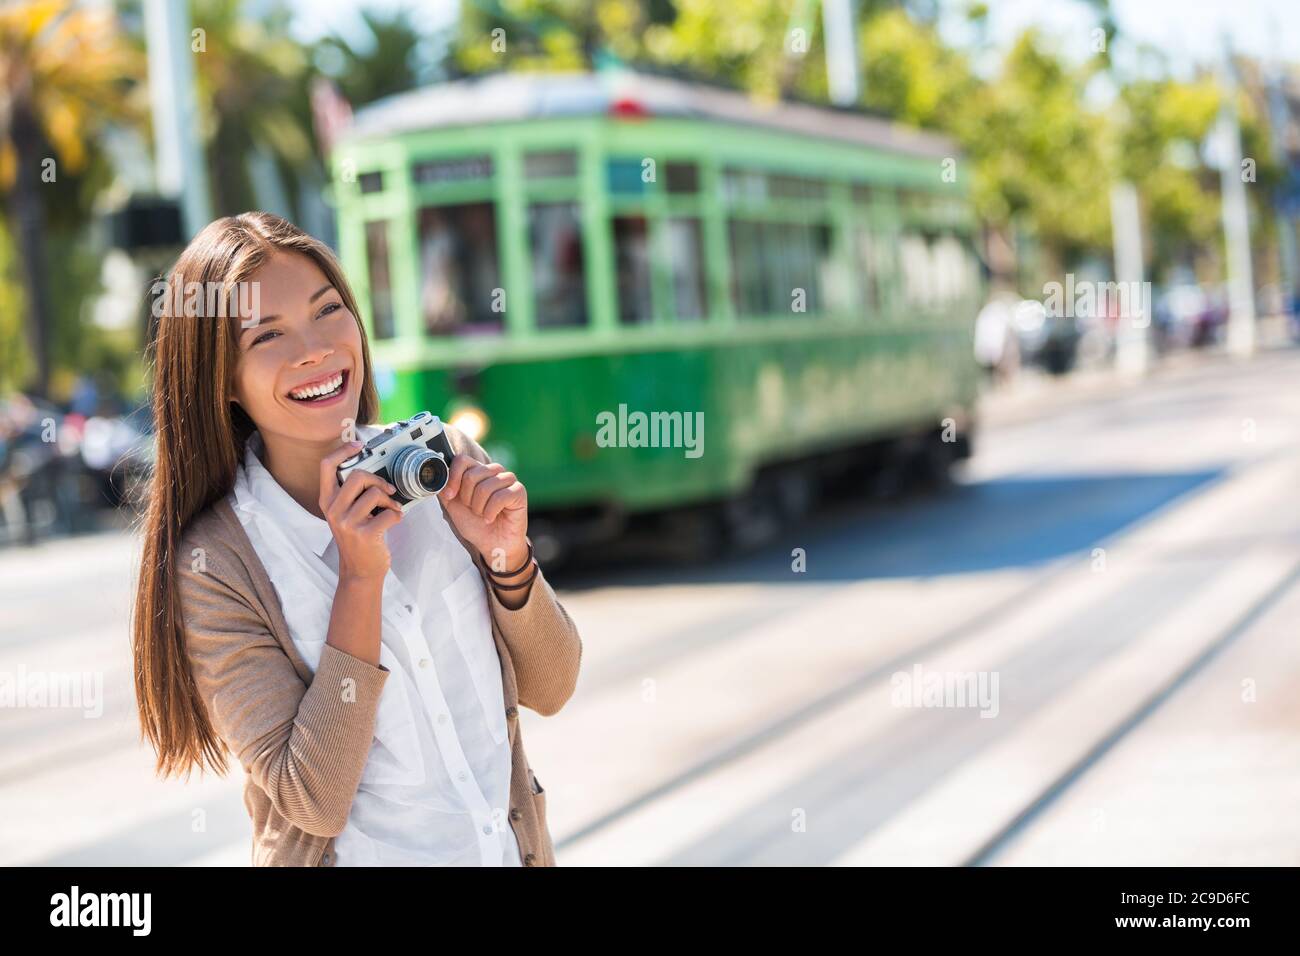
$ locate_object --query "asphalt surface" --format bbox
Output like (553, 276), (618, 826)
(2, 348), (1298, 865)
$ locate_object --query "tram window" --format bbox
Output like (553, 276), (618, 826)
(525, 150), (577, 179)
(769, 174), (827, 202)
(728, 219), (771, 315)
(853, 227), (881, 312)
(900, 232), (942, 309)
(900, 234), (926, 307)
(608, 158), (650, 195)
(931, 235), (964, 303)
(364, 221), (395, 339)
(729, 218), (826, 317)
(723, 168), (767, 204)
(666, 217), (707, 321)
(770, 223), (800, 315)
(815, 223), (852, 313)
(529, 202), (588, 328)
(776, 221), (826, 316)
(665, 162), (699, 194)
(359, 172), (384, 194)
(769, 223), (797, 314)
(932, 233), (977, 303)
(902, 191), (939, 218)
(416, 203), (503, 336)
(612, 215), (654, 325)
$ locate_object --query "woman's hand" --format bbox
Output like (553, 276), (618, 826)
(319, 441), (404, 583)
(441, 455), (529, 572)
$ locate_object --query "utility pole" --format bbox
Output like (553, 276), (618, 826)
(1111, 181), (1149, 375)
(822, 0), (860, 106)
(1217, 35), (1256, 357)
(145, 0), (211, 240)
(1266, 35), (1298, 320)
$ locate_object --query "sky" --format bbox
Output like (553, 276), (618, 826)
(285, 0), (1300, 72)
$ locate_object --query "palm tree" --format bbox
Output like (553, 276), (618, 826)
(187, 0), (315, 217)
(314, 6), (435, 109)
(0, 0), (140, 398)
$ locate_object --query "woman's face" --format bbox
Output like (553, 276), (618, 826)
(230, 250), (364, 446)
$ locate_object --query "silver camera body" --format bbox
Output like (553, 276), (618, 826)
(336, 411), (455, 511)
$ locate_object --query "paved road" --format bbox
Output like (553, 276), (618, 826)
(2, 349), (1298, 866)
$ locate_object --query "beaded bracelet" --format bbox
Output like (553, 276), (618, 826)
(485, 539), (534, 578)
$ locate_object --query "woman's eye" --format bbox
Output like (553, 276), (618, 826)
(252, 330), (279, 346)
(317, 301), (342, 319)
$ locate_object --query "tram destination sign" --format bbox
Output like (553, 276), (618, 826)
(412, 155), (494, 185)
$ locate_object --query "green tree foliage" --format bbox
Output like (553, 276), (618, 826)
(0, 0), (141, 397)
(1116, 76), (1224, 276)
(0, 216), (31, 394)
(187, 0), (314, 216)
(313, 6), (436, 108)
(448, 0), (1253, 285)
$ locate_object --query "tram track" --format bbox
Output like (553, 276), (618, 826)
(556, 445), (1296, 860)
(963, 552), (1300, 866)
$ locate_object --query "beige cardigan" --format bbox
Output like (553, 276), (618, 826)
(175, 425), (582, 866)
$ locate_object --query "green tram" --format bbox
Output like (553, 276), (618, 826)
(331, 71), (983, 561)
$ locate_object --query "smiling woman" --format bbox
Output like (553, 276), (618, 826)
(227, 249), (368, 507)
(130, 211), (582, 867)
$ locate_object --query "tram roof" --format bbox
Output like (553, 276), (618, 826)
(343, 70), (957, 159)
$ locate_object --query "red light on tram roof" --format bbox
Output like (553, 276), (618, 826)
(609, 97), (649, 119)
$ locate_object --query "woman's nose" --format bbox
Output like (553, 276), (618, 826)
(295, 330), (335, 364)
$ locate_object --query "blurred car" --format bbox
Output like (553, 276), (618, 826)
(0, 393), (155, 545)
(1153, 283), (1228, 350)
(0, 395), (78, 544)
(1012, 299), (1080, 375)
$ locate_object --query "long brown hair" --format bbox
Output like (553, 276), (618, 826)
(131, 211), (380, 779)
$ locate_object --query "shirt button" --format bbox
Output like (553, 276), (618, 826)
(419, 658), (430, 668)
(437, 713), (448, 724)
(482, 824), (493, 835)
(458, 770), (468, 782)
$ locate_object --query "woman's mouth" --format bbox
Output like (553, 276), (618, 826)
(287, 369), (349, 406)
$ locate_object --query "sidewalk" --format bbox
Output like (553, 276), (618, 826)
(976, 332), (1298, 430)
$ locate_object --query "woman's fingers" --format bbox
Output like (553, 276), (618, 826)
(482, 481), (525, 523)
(319, 440), (365, 512)
(328, 471), (396, 524)
(343, 489), (403, 528)
(444, 458), (503, 502)
(361, 501), (405, 535)
(469, 471), (516, 515)
(343, 485), (401, 526)
(442, 455), (474, 500)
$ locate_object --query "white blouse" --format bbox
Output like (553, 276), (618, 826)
(228, 426), (522, 866)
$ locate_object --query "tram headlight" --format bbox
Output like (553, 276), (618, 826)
(448, 405), (489, 443)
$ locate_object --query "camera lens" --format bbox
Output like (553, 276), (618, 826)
(391, 446), (448, 500)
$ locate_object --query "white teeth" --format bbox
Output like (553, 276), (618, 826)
(290, 372), (344, 400)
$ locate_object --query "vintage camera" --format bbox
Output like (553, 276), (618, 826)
(337, 411), (455, 511)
